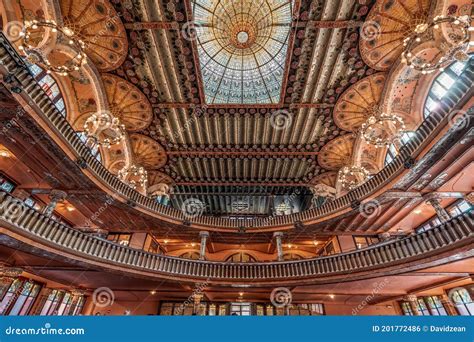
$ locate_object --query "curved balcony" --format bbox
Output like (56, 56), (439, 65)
(0, 33), (473, 231)
(0, 191), (472, 285)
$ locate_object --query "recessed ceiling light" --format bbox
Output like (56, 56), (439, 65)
(329, 294), (335, 299)
(414, 209), (422, 214)
(150, 290), (156, 295)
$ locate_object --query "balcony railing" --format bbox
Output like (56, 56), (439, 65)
(1, 191), (472, 283)
(0, 33), (473, 230)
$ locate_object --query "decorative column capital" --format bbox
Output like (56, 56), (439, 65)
(49, 190), (67, 202)
(199, 231), (210, 238)
(273, 232), (284, 239)
(403, 294), (417, 302)
(0, 262), (23, 278)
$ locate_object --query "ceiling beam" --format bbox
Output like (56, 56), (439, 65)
(124, 20), (362, 31)
(168, 151), (319, 156)
(175, 181), (308, 187)
(153, 102), (333, 109)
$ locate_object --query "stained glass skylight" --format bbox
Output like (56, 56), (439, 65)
(192, 0), (293, 104)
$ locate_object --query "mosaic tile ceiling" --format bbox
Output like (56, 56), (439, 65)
(193, 0), (293, 104)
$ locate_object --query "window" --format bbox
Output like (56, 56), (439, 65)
(107, 233), (131, 246)
(449, 288), (474, 316)
(76, 132), (102, 162)
(9, 282), (41, 315)
(230, 302), (251, 316)
(0, 279), (41, 315)
(424, 56), (472, 118)
(26, 64), (66, 116)
(401, 297), (447, 316)
(225, 252), (257, 263)
(416, 298), (430, 316)
(424, 296), (447, 316)
(416, 200), (472, 233)
(24, 197), (42, 211)
(353, 236), (380, 250)
(0, 173), (16, 193)
(400, 301), (414, 315)
(0, 278), (23, 314)
(384, 132), (416, 166)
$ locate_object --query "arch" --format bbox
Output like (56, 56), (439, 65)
(179, 251), (200, 260)
(225, 252), (258, 263)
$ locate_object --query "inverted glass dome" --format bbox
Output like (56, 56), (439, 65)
(193, 0), (293, 104)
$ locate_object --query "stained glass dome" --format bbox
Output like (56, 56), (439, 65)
(193, 0), (293, 104)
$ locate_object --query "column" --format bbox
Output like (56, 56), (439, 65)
(199, 231), (209, 260)
(273, 232), (284, 261)
(42, 190), (67, 217)
(404, 295), (421, 316)
(426, 198), (451, 223)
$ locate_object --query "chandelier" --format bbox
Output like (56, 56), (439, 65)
(360, 112), (406, 148)
(18, 19), (87, 76)
(83, 112), (126, 149)
(401, 15), (472, 74)
(118, 165), (148, 191)
(338, 165), (370, 191)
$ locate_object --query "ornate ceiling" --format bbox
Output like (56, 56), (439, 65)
(193, 0), (293, 104)
(8, 0), (462, 218)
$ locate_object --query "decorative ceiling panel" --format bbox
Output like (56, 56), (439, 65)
(193, 0), (293, 104)
(59, 0), (128, 71)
